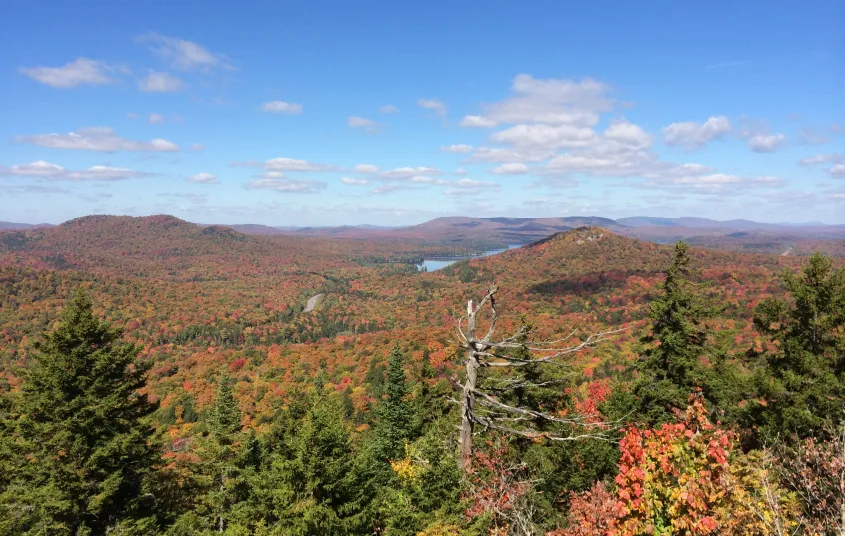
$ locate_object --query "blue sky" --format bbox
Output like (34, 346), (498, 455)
(1, 1), (843, 226)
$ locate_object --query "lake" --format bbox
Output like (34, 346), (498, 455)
(417, 244), (522, 272)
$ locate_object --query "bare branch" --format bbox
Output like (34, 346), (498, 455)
(472, 387), (610, 429)
(473, 416), (615, 443)
(456, 284), (627, 467)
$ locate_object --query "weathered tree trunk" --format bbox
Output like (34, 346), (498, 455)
(460, 346), (479, 470)
(460, 299), (477, 470)
(453, 286), (619, 472)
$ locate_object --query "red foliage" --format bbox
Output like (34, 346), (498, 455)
(464, 438), (532, 530)
(611, 394), (734, 535)
(550, 481), (616, 536)
(228, 358), (247, 373)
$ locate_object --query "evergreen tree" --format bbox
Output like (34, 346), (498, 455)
(172, 374), (249, 533)
(209, 375), (242, 442)
(748, 252), (845, 444)
(375, 345), (412, 461)
(633, 242), (721, 424)
(270, 393), (365, 535)
(364, 355), (386, 399)
(0, 289), (159, 535)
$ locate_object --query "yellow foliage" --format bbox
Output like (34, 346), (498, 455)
(390, 455), (425, 484)
(715, 450), (800, 536)
(415, 522), (462, 536)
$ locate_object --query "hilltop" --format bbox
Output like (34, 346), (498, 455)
(212, 215), (845, 254)
(264, 216), (628, 249)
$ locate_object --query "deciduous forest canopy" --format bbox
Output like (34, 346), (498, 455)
(0, 216), (843, 534)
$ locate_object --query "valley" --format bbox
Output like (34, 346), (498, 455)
(1, 214), (842, 534)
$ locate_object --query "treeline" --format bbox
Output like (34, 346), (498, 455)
(1, 245), (844, 534)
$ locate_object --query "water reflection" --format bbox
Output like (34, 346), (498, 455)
(417, 244), (522, 272)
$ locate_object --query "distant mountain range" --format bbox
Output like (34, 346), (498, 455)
(4, 216), (845, 252)
(616, 217), (841, 230)
(259, 216), (845, 248)
(0, 221), (54, 230)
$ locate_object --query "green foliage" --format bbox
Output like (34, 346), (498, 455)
(748, 252), (845, 444)
(374, 344), (413, 462)
(209, 375), (242, 441)
(0, 289), (159, 535)
(170, 376), (251, 533)
(273, 393), (366, 535)
(3, 220), (845, 534)
(633, 242), (726, 425)
(364, 355), (386, 398)
(378, 427), (465, 536)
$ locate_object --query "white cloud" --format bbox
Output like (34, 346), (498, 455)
(245, 177), (326, 193)
(371, 184), (412, 195)
(148, 113), (165, 124)
(127, 112), (138, 119)
(188, 172), (219, 184)
(340, 177), (368, 185)
(354, 164), (380, 174)
(68, 166), (149, 181)
(265, 158), (331, 172)
(0, 160), (150, 181)
(190, 143), (206, 151)
(19, 57), (124, 88)
(662, 116), (732, 148)
(799, 153), (843, 165)
(379, 166), (442, 181)
(456, 178), (498, 188)
(737, 118), (787, 153)
(471, 146), (554, 163)
(233, 157), (333, 172)
(491, 163), (529, 175)
(262, 101), (303, 115)
(418, 98), (447, 116)
(491, 124), (599, 149)
(138, 32), (233, 71)
(543, 147), (713, 181)
(2, 161), (66, 177)
(138, 71), (186, 92)
(748, 133), (786, 153)
(348, 116), (376, 128)
(799, 127), (831, 145)
(443, 178), (501, 196)
(351, 164), (445, 187)
(440, 144), (473, 153)
(379, 105), (399, 114)
(829, 164), (845, 178)
(673, 173), (741, 185)
(461, 74), (611, 129)
(603, 120), (652, 149)
(454, 168), (468, 175)
(15, 127), (179, 152)
(408, 175), (449, 184)
(460, 115), (498, 128)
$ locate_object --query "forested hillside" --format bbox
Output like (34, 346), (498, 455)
(0, 216), (843, 534)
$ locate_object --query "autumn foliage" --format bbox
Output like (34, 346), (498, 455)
(612, 394), (733, 535)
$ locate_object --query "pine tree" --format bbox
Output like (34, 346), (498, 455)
(375, 345), (413, 461)
(0, 289), (159, 535)
(749, 252), (845, 444)
(633, 242), (720, 424)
